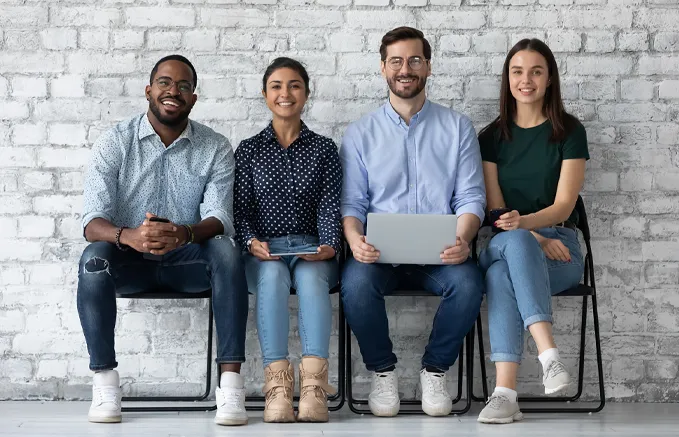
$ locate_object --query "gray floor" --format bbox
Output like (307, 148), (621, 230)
(0, 401), (676, 436)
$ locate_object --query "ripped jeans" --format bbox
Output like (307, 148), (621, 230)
(76, 238), (249, 371)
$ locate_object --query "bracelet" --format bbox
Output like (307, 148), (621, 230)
(182, 224), (194, 245)
(115, 227), (129, 251)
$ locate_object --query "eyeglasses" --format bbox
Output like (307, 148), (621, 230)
(153, 77), (194, 94)
(385, 56), (428, 71)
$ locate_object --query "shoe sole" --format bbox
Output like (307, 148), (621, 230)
(422, 400), (452, 417)
(214, 417), (248, 426)
(477, 411), (524, 424)
(88, 415), (122, 424)
(545, 381), (570, 395)
(369, 402), (400, 417)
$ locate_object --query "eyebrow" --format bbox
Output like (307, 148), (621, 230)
(268, 79), (303, 84)
(510, 65), (546, 69)
(156, 76), (192, 83)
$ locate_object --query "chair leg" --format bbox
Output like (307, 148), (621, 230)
(471, 314), (489, 402)
(328, 298), (346, 412)
(520, 293), (606, 413)
(122, 298), (217, 412)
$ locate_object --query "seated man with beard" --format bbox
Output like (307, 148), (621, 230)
(340, 27), (486, 417)
(77, 55), (249, 426)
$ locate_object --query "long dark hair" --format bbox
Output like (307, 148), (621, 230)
(480, 38), (577, 143)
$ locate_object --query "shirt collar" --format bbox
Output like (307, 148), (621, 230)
(384, 99), (431, 127)
(262, 120), (312, 145)
(139, 113), (194, 144)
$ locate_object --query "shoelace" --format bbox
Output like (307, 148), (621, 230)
(218, 387), (245, 410)
(300, 370), (328, 406)
(485, 394), (509, 410)
(93, 387), (120, 407)
(424, 372), (448, 395)
(546, 360), (567, 379)
(265, 369), (294, 407)
(373, 372), (397, 396)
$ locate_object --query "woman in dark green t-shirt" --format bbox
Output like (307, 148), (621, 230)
(476, 39), (588, 424)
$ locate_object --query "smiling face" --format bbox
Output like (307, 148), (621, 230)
(262, 67), (308, 120)
(381, 38), (431, 100)
(145, 60), (197, 127)
(508, 49), (550, 107)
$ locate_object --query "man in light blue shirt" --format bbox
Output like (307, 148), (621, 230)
(77, 55), (248, 426)
(340, 27), (486, 418)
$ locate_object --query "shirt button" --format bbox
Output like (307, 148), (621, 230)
(410, 208), (414, 212)
(409, 184), (413, 188)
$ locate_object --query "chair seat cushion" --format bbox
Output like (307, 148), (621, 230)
(557, 284), (594, 297)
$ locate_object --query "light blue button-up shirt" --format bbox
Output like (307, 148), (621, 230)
(82, 113), (236, 236)
(340, 100), (486, 227)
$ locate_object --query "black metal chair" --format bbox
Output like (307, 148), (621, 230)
(116, 289), (217, 412)
(472, 195), (605, 413)
(345, 290), (481, 416)
(244, 284), (346, 412)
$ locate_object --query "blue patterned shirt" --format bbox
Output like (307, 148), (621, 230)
(340, 100), (486, 225)
(82, 113), (236, 236)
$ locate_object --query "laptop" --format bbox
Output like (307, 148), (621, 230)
(366, 213), (458, 265)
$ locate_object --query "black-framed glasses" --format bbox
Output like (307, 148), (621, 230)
(154, 77), (194, 94)
(385, 56), (428, 71)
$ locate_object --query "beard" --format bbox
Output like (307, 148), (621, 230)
(387, 74), (427, 99)
(148, 96), (191, 127)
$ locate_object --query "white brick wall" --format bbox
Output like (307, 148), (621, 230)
(0, 0), (678, 403)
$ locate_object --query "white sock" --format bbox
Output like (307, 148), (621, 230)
(493, 386), (517, 403)
(538, 348), (560, 371)
(93, 369), (119, 387)
(220, 371), (244, 389)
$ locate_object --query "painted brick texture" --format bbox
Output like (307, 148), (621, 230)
(1, 0), (679, 403)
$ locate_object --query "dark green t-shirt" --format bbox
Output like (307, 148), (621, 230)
(479, 120), (589, 225)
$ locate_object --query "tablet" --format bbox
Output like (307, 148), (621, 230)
(269, 249), (319, 257)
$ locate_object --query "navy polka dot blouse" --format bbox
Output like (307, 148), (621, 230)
(234, 121), (342, 254)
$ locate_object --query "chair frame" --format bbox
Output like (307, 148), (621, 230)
(472, 196), (606, 413)
(117, 289), (218, 412)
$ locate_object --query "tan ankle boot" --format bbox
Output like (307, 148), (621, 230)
(263, 360), (295, 423)
(297, 357), (337, 422)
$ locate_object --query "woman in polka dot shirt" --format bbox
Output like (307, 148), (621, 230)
(234, 57), (342, 424)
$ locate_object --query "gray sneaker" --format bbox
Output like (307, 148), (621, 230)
(543, 360), (570, 394)
(477, 393), (523, 424)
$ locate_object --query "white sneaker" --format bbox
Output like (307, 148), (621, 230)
(419, 369), (452, 416)
(368, 371), (400, 417)
(88, 370), (122, 423)
(543, 360), (571, 395)
(477, 393), (523, 424)
(215, 372), (248, 426)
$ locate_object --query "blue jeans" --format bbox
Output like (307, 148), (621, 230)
(77, 237), (249, 371)
(480, 228), (585, 363)
(244, 235), (338, 368)
(341, 257), (483, 372)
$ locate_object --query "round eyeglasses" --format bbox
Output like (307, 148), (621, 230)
(385, 56), (428, 71)
(153, 77), (194, 94)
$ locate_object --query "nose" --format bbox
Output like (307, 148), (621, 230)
(398, 61), (413, 75)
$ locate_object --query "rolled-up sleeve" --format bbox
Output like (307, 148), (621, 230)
(339, 125), (370, 224)
(200, 139), (236, 237)
(451, 116), (486, 223)
(82, 129), (122, 233)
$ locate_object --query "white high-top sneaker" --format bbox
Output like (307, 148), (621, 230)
(368, 371), (400, 417)
(419, 368), (452, 416)
(215, 372), (248, 426)
(88, 370), (122, 423)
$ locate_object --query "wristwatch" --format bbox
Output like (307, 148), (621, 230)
(246, 237), (256, 253)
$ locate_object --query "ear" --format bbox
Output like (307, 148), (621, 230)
(426, 60), (432, 78)
(261, 89), (267, 99)
(145, 85), (151, 101)
(380, 60), (387, 78)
